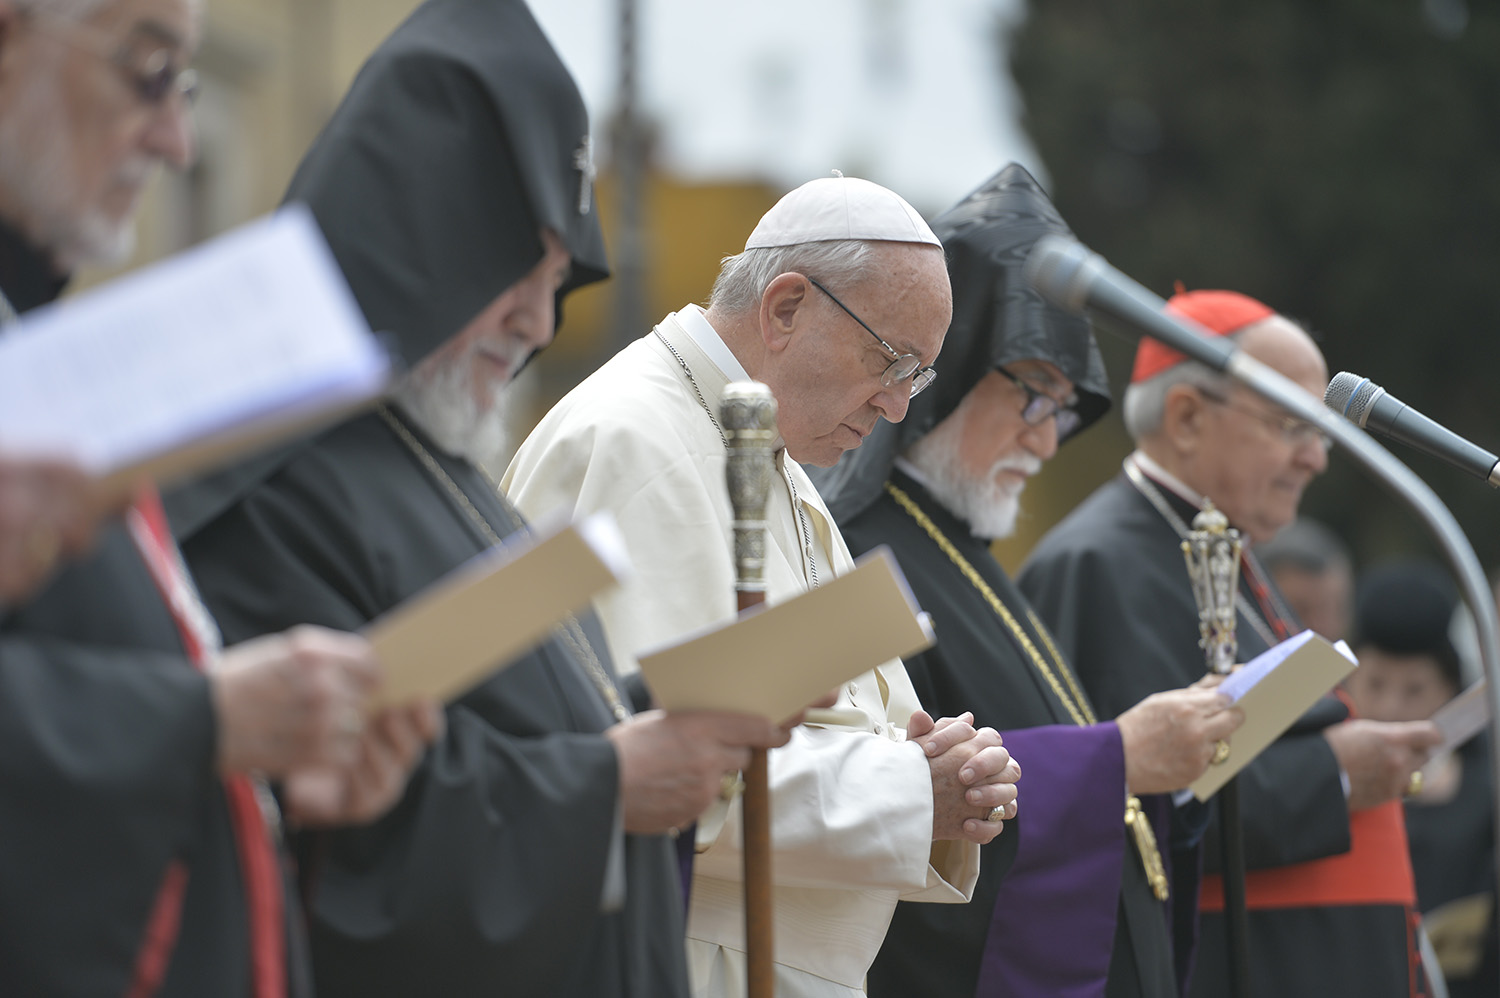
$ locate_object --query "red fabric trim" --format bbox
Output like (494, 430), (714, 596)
(1240, 556), (1292, 642)
(225, 779), (286, 998)
(1200, 799), (1417, 910)
(129, 487), (285, 998)
(125, 861), (188, 998)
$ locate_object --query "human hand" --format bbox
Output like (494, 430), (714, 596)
(606, 709), (788, 835)
(1118, 687), (1245, 794)
(0, 455), (110, 601)
(1324, 718), (1443, 812)
(914, 714), (1021, 845)
(211, 626), (381, 777)
(282, 699), (444, 827)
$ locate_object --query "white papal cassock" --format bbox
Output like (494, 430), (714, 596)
(503, 305), (978, 997)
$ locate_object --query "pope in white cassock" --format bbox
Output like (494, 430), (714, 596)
(504, 176), (1023, 997)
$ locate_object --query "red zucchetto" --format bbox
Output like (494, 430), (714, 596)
(1129, 288), (1276, 383)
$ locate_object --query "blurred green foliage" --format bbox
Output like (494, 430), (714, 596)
(1010, 0), (1500, 576)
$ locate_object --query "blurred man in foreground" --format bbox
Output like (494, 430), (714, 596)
(0, 1), (434, 994)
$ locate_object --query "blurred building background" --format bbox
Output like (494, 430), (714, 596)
(97, 0), (1500, 580)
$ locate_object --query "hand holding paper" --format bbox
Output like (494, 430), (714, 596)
(0, 453), (123, 602)
(605, 710), (790, 835)
(1189, 630), (1361, 801)
(1119, 686), (1244, 794)
(1325, 718), (1443, 812)
(282, 699), (445, 827)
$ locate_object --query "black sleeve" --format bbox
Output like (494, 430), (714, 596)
(0, 638), (217, 996)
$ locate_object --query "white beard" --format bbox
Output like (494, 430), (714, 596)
(905, 429), (1041, 540)
(391, 343), (514, 473)
(0, 68), (149, 270)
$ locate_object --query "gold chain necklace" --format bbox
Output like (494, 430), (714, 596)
(378, 405), (630, 723)
(885, 480), (1169, 900)
(885, 481), (1095, 726)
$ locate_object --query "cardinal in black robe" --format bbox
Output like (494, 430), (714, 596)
(165, 2), (696, 995)
(1019, 290), (1436, 998)
(810, 164), (1243, 998)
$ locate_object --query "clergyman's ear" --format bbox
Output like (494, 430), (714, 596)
(759, 272), (810, 355)
(1160, 383), (1207, 456)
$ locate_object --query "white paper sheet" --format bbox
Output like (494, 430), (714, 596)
(1427, 679), (1490, 764)
(0, 205), (388, 478)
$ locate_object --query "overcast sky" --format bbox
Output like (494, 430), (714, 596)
(528, 0), (1042, 215)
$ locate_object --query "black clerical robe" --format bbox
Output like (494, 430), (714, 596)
(841, 472), (1179, 998)
(171, 410), (690, 998)
(1019, 472), (1421, 998)
(0, 222), (268, 997)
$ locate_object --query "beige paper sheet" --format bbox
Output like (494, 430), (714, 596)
(635, 546), (935, 722)
(1191, 631), (1357, 801)
(365, 513), (628, 707)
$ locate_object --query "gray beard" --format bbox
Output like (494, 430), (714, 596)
(904, 429), (1038, 541)
(391, 352), (512, 474)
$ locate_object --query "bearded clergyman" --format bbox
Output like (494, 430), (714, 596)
(813, 164), (1243, 998)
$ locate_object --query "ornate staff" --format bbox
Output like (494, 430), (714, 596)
(1182, 503), (1250, 998)
(722, 381), (778, 998)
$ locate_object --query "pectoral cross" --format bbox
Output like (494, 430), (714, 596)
(572, 135), (595, 215)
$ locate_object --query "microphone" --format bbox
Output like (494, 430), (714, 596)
(1324, 373), (1500, 487)
(1026, 235), (1239, 374)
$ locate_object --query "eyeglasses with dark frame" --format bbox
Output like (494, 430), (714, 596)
(995, 366), (1082, 439)
(1197, 388), (1332, 450)
(27, 12), (200, 109)
(805, 276), (937, 398)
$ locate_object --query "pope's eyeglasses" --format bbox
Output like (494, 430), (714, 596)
(806, 275), (937, 398)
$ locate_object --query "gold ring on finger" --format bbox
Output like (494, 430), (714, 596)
(1405, 771), (1423, 797)
(986, 805), (1006, 823)
(1211, 739), (1231, 766)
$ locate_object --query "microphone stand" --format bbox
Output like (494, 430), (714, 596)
(1027, 235), (1500, 965)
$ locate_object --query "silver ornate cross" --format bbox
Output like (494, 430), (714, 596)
(1182, 502), (1244, 675)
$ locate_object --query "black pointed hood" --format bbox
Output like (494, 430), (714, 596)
(167, 0), (606, 539)
(810, 164), (1110, 523)
(285, 0), (608, 367)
